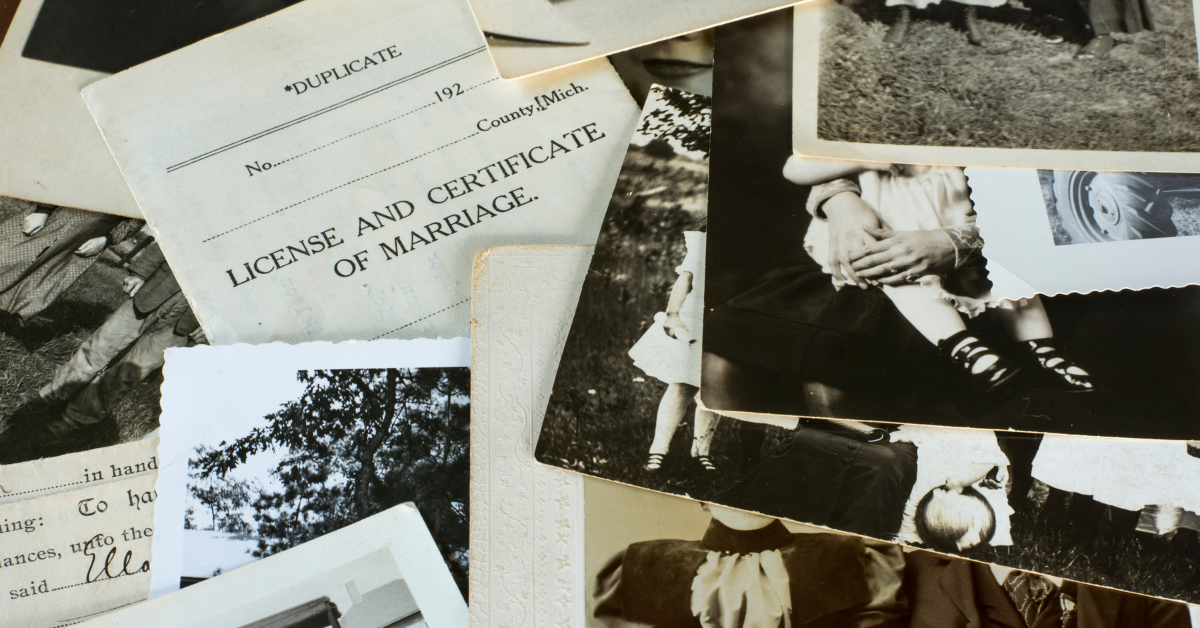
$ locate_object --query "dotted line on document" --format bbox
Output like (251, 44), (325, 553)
(53, 600), (143, 627)
(203, 131), (482, 242)
(272, 77), (497, 168)
(51, 582), (94, 593)
(463, 77), (499, 93)
(0, 468), (155, 501)
(0, 480), (86, 499)
(273, 100), (440, 167)
(369, 299), (469, 341)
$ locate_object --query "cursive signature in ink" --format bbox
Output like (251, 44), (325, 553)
(0, 485), (10, 494)
(84, 545), (149, 583)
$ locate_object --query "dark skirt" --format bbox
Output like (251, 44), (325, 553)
(704, 262), (929, 391)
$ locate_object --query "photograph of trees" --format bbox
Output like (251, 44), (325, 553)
(185, 367), (470, 594)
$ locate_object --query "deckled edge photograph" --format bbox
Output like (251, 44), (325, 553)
(151, 338), (470, 600)
(969, 167), (1200, 298)
(77, 504), (466, 628)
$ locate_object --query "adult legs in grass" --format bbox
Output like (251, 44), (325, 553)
(963, 5), (986, 45)
(885, 5), (913, 45)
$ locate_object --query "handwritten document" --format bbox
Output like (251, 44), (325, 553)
(0, 439), (160, 627)
(83, 0), (639, 345)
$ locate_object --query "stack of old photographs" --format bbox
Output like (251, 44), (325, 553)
(2, 0), (1200, 626)
(518, 5), (1200, 627)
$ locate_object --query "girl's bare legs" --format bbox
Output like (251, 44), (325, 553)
(646, 382), (697, 470)
(881, 284), (1019, 392)
(993, 296), (1053, 341)
(691, 405), (719, 471)
(995, 296), (1093, 391)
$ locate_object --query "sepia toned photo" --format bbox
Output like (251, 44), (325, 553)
(0, 195), (204, 464)
(536, 10), (1200, 605)
(709, 16), (1200, 442)
(792, 0), (1200, 172)
(585, 481), (1198, 627)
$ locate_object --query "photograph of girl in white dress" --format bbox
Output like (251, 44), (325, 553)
(537, 85), (720, 486)
(627, 229), (720, 473)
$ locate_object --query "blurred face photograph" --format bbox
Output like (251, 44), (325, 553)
(610, 30), (714, 104)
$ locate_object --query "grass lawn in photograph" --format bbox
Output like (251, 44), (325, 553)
(536, 144), (756, 499)
(818, 0), (1200, 152)
(0, 201), (160, 456)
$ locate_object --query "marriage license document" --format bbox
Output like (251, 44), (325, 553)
(82, 0), (637, 344)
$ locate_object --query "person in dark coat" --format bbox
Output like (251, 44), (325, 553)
(903, 548), (1191, 627)
(25, 241), (202, 435)
(593, 505), (908, 628)
(713, 422), (919, 542)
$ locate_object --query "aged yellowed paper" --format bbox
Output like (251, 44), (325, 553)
(0, 439), (161, 627)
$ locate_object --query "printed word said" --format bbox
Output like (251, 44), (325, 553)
(286, 45), (401, 95)
(9, 580), (48, 600)
(226, 227), (345, 287)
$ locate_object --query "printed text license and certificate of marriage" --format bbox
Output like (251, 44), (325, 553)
(83, 0), (638, 344)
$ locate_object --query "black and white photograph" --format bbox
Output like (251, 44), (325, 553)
(704, 13), (1200, 442)
(966, 166), (1200, 298)
(792, 0), (1200, 172)
(154, 340), (471, 597)
(467, 0), (787, 78)
(76, 504), (467, 628)
(1038, 170), (1200, 244)
(535, 84), (715, 483)
(585, 477), (1199, 627)
(0, 195), (203, 464)
(536, 10), (1200, 605)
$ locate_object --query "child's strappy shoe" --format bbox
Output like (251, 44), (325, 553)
(1023, 338), (1095, 393)
(644, 453), (666, 472)
(938, 330), (1021, 394)
(695, 455), (717, 472)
